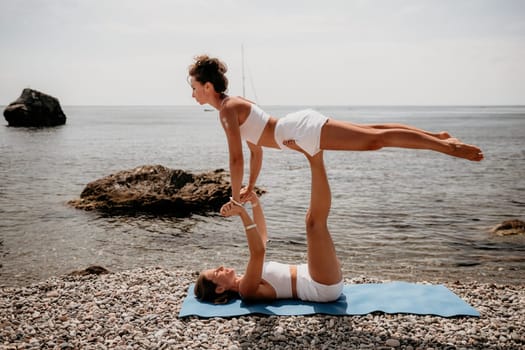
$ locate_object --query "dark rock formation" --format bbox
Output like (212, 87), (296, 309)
(490, 219), (525, 236)
(3, 88), (66, 127)
(69, 266), (110, 276)
(68, 165), (265, 216)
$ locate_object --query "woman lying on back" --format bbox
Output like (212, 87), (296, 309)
(195, 151), (343, 303)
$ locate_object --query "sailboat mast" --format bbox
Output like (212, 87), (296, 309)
(241, 44), (246, 98)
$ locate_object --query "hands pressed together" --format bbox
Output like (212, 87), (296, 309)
(219, 186), (259, 217)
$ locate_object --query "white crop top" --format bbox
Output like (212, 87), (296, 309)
(262, 261), (293, 298)
(239, 104), (270, 144)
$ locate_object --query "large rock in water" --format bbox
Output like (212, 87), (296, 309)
(68, 165), (264, 216)
(3, 88), (66, 127)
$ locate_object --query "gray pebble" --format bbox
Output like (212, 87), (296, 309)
(385, 338), (400, 347)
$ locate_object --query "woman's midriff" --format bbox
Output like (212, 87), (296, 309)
(290, 265), (298, 299)
(257, 117), (280, 149)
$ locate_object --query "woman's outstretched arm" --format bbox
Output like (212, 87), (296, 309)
(245, 141), (263, 194)
(219, 106), (244, 202)
(244, 191), (268, 247)
(220, 202), (265, 296)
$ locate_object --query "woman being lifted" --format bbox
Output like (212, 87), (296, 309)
(188, 55), (483, 205)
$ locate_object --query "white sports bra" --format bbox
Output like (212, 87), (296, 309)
(239, 104), (270, 144)
(262, 261), (293, 298)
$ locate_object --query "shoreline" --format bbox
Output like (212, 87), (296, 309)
(1, 267), (523, 349)
(2, 257), (524, 289)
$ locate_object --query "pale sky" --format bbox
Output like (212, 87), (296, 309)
(1, 0), (524, 106)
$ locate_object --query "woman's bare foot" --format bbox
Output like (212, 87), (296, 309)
(446, 138), (484, 161)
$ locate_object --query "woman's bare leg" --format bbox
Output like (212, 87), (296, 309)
(304, 151), (342, 286)
(320, 119), (483, 161)
(360, 123), (451, 140)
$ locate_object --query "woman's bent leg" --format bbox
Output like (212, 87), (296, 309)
(305, 152), (342, 286)
(320, 119), (483, 161)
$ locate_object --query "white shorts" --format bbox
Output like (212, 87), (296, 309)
(274, 109), (329, 156)
(296, 264), (343, 302)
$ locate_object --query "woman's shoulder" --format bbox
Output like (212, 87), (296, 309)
(223, 96), (253, 107)
(239, 278), (277, 301)
(220, 96), (252, 117)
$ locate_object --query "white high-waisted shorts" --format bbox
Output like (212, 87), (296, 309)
(296, 264), (343, 302)
(274, 109), (329, 156)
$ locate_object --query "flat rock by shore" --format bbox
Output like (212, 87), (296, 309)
(1, 267), (523, 349)
(68, 165), (264, 217)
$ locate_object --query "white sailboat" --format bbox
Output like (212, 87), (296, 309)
(241, 44), (246, 98)
(241, 44), (258, 103)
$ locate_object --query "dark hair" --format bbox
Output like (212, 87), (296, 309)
(194, 272), (239, 304)
(188, 55), (229, 94)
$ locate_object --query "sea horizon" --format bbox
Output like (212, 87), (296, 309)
(2, 103), (525, 108)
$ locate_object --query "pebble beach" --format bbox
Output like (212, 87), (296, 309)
(1, 267), (523, 350)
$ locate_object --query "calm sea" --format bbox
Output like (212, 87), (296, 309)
(1, 105), (524, 287)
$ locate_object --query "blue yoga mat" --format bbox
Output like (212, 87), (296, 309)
(179, 281), (479, 318)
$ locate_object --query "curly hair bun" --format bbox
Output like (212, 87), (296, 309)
(189, 55), (229, 93)
(194, 55), (227, 74)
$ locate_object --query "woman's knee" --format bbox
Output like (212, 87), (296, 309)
(305, 212), (315, 230)
(367, 132), (384, 150)
(305, 211), (327, 232)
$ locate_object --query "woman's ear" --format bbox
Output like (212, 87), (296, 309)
(215, 285), (225, 294)
(204, 81), (214, 92)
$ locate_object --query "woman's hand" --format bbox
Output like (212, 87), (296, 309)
(240, 186), (255, 203)
(220, 200), (246, 217)
(242, 191), (259, 206)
